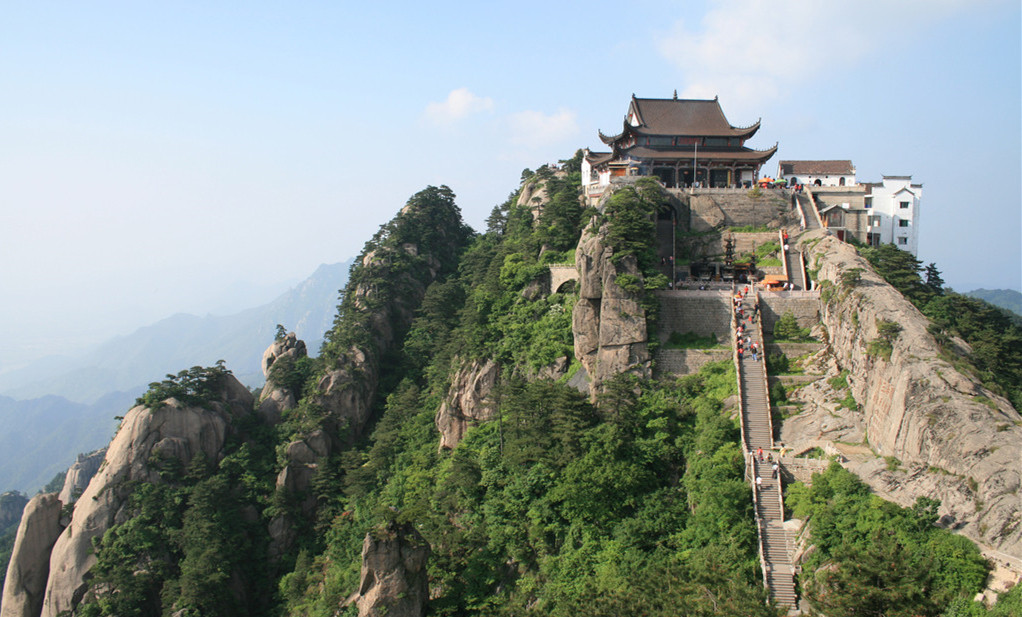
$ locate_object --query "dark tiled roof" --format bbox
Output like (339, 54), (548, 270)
(778, 160), (854, 175)
(630, 97), (760, 138)
(626, 144), (777, 163)
(584, 151), (614, 166)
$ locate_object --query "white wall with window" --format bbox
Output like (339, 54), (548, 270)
(865, 176), (922, 256)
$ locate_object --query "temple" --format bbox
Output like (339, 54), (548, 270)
(582, 94), (777, 199)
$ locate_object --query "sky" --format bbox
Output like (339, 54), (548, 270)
(1, 0), (1019, 371)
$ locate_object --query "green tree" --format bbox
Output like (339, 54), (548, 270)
(805, 531), (939, 617)
(924, 262), (945, 296)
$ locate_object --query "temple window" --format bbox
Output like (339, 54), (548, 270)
(900, 201), (910, 209)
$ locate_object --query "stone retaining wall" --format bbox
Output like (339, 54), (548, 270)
(759, 295), (821, 334)
(656, 291), (732, 342)
(655, 348), (731, 377)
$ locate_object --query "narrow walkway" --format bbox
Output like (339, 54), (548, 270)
(785, 247), (807, 291)
(736, 292), (798, 611)
(794, 193), (820, 230)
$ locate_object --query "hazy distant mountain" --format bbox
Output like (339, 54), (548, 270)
(966, 288), (1022, 318)
(0, 391), (133, 493)
(0, 260), (352, 404)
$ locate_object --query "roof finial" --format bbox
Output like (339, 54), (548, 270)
(673, 89), (678, 100)
(714, 94), (719, 101)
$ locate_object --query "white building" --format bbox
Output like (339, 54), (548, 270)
(778, 160), (856, 187)
(862, 176), (922, 256)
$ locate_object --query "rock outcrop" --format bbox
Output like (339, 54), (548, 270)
(38, 374), (254, 617)
(801, 233), (1022, 557)
(267, 429), (331, 561)
(0, 494), (63, 617)
(314, 189), (470, 446)
(435, 359), (499, 450)
(56, 449), (106, 506)
(257, 332), (307, 424)
(572, 212), (651, 397)
(351, 521), (430, 617)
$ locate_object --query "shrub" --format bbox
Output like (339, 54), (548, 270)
(773, 312), (811, 341)
(841, 267), (863, 287)
(867, 338), (893, 361)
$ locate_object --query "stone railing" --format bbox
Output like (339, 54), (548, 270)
(778, 229), (789, 282)
(793, 193), (808, 231)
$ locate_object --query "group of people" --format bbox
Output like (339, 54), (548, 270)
(754, 447), (781, 489)
(734, 287), (761, 362)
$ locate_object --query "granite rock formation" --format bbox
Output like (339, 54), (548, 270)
(799, 233), (1022, 557)
(257, 332), (307, 424)
(352, 521), (430, 617)
(0, 494), (63, 617)
(435, 359), (499, 450)
(38, 374), (253, 617)
(56, 449), (106, 507)
(572, 212), (651, 397)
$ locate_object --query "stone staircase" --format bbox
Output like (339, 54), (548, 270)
(736, 292), (799, 612)
(795, 193), (820, 230)
(785, 247), (808, 291)
(738, 296), (772, 452)
(753, 457), (798, 608)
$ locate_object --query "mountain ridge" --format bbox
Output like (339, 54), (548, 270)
(0, 260), (352, 404)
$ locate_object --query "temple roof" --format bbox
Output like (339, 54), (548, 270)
(778, 160), (854, 176)
(584, 150), (614, 166)
(620, 144), (778, 164)
(628, 96), (761, 138)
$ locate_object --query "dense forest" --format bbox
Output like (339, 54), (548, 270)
(18, 157), (1019, 616)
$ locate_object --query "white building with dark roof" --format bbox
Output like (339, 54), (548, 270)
(777, 160), (856, 187)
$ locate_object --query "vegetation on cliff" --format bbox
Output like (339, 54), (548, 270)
(861, 243), (1022, 408)
(788, 464), (990, 615)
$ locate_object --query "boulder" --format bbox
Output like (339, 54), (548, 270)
(257, 332), (307, 424)
(40, 375), (253, 617)
(352, 521), (430, 617)
(57, 449), (106, 506)
(1, 493), (63, 617)
(435, 359), (499, 450)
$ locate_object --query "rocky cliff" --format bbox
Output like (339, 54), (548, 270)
(56, 449), (105, 506)
(37, 373), (253, 617)
(799, 233), (1022, 557)
(1, 494), (63, 617)
(351, 521), (430, 617)
(257, 331), (306, 424)
(314, 186), (471, 448)
(572, 194), (652, 397)
(435, 359), (499, 450)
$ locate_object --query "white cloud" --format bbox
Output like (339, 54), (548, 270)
(508, 108), (579, 146)
(656, 0), (989, 114)
(424, 88), (494, 124)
